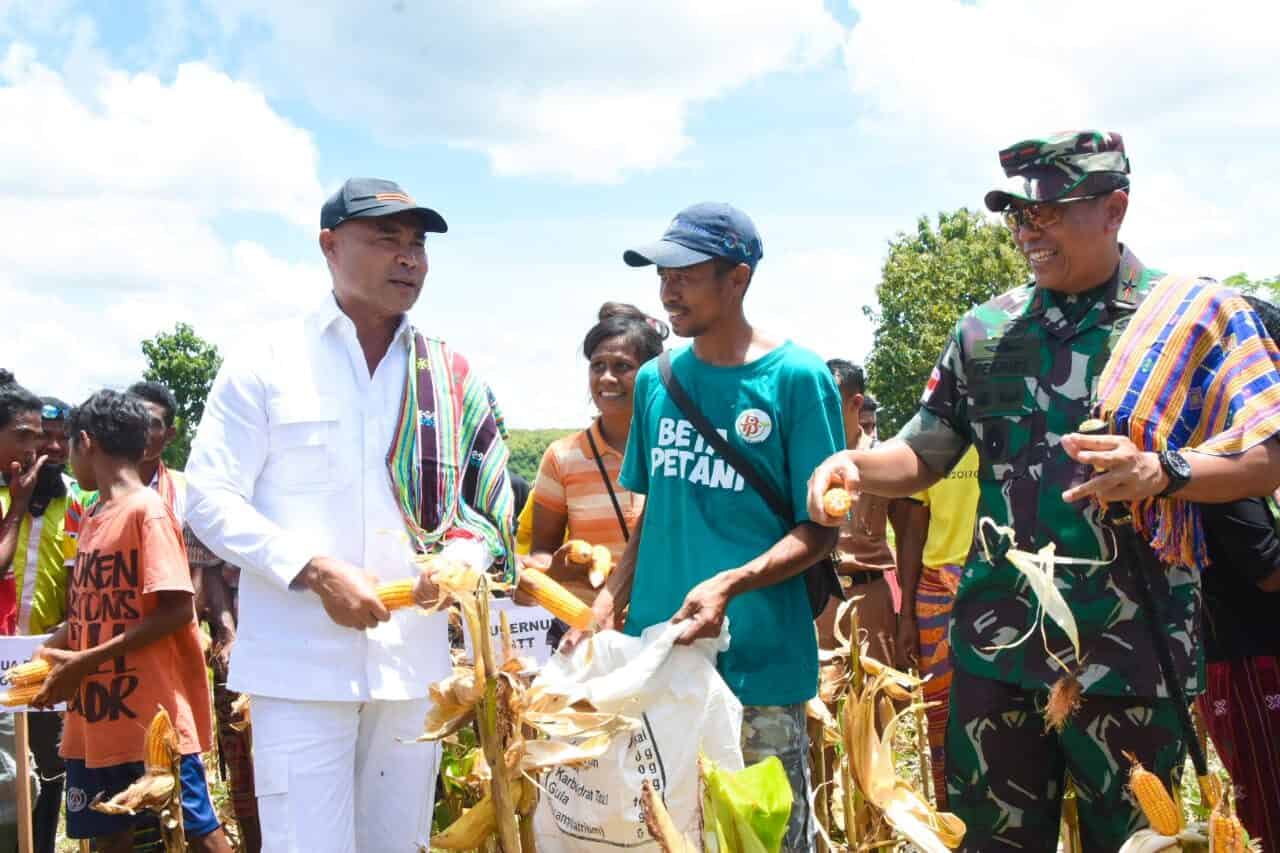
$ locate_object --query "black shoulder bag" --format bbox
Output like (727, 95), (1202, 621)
(585, 426), (630, 542)
(657, 351), (843, 618)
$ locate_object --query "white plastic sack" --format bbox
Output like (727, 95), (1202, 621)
(532, 620), (744, 851)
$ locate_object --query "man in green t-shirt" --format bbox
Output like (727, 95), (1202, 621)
(592, 202), (842, 853)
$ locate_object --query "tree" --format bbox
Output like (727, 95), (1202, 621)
(863, 209), (1027, 437)
(505, 428), (574, 483)
(1223, 272), (1280, 302)
(140, 322), (223, 469)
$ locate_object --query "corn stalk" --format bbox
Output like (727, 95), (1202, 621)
(474, 575), (524, 853)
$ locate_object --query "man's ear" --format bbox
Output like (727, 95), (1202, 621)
(163, 425), (177, 447)
(318, 228), (337, 261)
(1103, 190), (1129, 234)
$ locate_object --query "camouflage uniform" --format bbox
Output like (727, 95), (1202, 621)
(741, 704), (812, 853)
(899, 132), (1196, 852)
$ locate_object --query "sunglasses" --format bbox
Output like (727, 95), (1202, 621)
(41, 404), (69, 421)
(1002, 192), (1109, 233)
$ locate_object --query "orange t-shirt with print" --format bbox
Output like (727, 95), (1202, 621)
(60, 487), (213, 768)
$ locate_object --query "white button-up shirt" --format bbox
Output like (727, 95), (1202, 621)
(185, 294), (458, 701)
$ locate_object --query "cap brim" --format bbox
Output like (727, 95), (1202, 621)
(984, 189), (1024, 212)
(346, 202), (448, 233)
(623, 240), (714, 268)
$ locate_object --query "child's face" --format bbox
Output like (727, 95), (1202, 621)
(68, 431), (97, 490)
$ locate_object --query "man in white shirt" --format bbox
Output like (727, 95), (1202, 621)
(186, 178), (515, 853)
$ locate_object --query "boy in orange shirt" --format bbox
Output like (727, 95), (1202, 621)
(32, 390), (231, 853)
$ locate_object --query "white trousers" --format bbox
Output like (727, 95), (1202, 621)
(250, 695), (439, 853)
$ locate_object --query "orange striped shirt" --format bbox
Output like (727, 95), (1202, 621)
(533, 420), (643, 561)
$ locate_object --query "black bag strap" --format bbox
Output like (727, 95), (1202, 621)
(657, 351), (792, 525)
(585, 424), (630, 542)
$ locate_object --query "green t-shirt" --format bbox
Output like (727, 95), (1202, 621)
(619, 341), (844, 706)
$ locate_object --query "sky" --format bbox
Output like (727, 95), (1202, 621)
(3, 0), (1278, 428)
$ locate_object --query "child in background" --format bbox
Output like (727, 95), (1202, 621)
(31, 390), (230, 853)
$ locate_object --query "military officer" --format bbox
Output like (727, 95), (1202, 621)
(806, 131), (1280, 852)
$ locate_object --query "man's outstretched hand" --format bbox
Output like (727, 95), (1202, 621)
(807, 451), (860, 526)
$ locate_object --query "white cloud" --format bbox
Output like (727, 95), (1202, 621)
(0, 44), (322, 223)
(204, 0), (846, 183)
(843, 0), (1280, 281)
(0, 41), (327, 403)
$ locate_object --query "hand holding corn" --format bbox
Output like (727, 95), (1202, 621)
(375, 567), (447, 613)
(807, 451), (861, 526)
(29, 647), (92, 709)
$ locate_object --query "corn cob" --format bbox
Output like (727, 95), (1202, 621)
(823, 488), (852, 518)
(1124, 751), (1182, 836)
(0, 684), (42, 707)
(518, 568), (596, 631)
(376, 579), (417, 611)
(5, 658), (51, 688)
(145, 706), (178, 772)
(565, 539), (594, 566)
(588, 544), (614, 589)
(1209, 791), (1247, 852)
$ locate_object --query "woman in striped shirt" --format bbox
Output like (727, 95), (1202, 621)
(524, 303), (667, 605)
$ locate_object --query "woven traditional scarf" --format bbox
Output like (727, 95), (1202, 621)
(386, 332), (515, 580)
(1095, 275), (1280, 568)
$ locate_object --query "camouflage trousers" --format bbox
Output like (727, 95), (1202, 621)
(946, 668), (1186, 853)
(742, 703), (813, 853)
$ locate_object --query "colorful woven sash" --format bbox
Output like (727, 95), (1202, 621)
(386, 332), (515, 580)
(1095, 275), (1280, 567)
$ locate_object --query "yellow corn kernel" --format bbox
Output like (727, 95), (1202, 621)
(1125, 752), (1182, 836)
(376, 579), (417, 611)
(588, 545), (614, 589)
(518, 568), (595, 631)
(823, 488), (852, 518)
(1199, 773), (1224, 812)
(5, 658), (51, 688)
(1210, 793), (1247, 852)
(144, 707), (178, 772)
(565, 539), (594, 567)
(0, 684), (42, 707)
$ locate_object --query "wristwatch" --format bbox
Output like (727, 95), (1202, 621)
(1156, 449), (1192, 497)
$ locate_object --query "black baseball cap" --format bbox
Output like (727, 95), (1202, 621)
(320, 178), (448, 233)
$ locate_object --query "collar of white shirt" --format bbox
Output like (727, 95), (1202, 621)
(314, 291), (414, 346)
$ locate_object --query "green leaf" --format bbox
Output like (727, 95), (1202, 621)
(702, 755), (792, 853)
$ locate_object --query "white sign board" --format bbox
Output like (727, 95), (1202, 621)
(0, 633), (62, 713)
(463, 599), (559, 668)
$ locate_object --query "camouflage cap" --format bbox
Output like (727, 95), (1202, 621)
(983, 130), (1131, 212)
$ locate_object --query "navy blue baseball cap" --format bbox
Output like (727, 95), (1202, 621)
(320, 178), (448, 233)
(624, 202), (763, 270)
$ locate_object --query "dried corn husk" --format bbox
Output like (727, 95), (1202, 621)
(229, 693), (252, 733)
(91, 706), (184, 852)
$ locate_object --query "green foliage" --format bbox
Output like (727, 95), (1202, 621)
(1223, 271), (1280, 302)
(140, 322), (223, 470)
(506, 428), (575, 483)
(863, 209), (1027, 437)
(702, 754), (793, 853)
